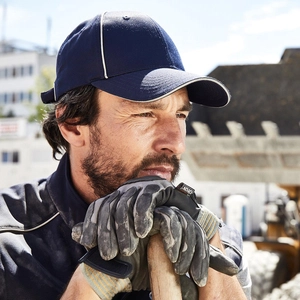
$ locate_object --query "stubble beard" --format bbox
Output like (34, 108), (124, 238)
(81, 127), (181, 198)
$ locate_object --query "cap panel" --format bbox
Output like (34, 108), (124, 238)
(54, 16), (104, 99)
(102, 12), (184, 77)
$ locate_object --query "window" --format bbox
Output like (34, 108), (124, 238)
(28, 91), (33, 102)
(5, 67), (13, 78)
(0, 64), (34, 78)
(12, 67), (16, 77)
(0, 93), (5, 104)
(19, 92), (24, 102)
(4, 68), (8, 78)
(0, 91), (33, 104)
(1, 151), (19, 163)
(23, 65), (34, 76)
(5, 93), (13, 104)
(0, 68), (5, 78)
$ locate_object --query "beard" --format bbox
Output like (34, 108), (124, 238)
(81, 127), (180, 198)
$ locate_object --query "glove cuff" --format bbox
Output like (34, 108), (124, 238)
(81, 263), (132, 300)
(196, 206), (220, 240)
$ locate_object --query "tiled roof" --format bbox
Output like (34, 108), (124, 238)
(187, 48), (300, 136)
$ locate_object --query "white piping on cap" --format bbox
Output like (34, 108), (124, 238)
(122, 76), (231, 107)
(100, 12), (108, 79)
(54, 82), (57, 101)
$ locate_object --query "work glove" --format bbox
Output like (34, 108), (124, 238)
(77, 206), (238, 299)
(78, 206), (203, 300)
(80, 262), (199, 300)
(79, 237), (199, 300)
(73, 176), (174, 260)
(72, 176), (220, 260)
(150, 206), (238, 285)
(79, 237), (149, 300)
(150, 206), (210, 286)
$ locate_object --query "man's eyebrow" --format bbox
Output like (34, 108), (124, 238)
(180, 102), (193, 112)
(127, 100), (193, 112)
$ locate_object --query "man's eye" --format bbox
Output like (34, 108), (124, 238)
(134, 112), (153, 117)
(177, 113), (187, 119)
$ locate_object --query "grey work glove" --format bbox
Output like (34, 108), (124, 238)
(79, 237), (197, 300)
(150, 206), (238, 286)
(72, 176), (220, 260)
(73, 176), (176, 260)
(79, 205), (238, 296)
(78, 206), (204, 298)
(119, 206), (212, 288)
(151, 206), (209, 286)
(166, 181), (220, 240)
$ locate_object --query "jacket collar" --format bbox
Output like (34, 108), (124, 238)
(47, 154), (89, 228)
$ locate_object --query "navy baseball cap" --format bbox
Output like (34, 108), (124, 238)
(41, 11), (230, 107)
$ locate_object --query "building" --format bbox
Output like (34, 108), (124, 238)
(187, 48), (300, 136)
(0, 40), (56, 117)
(0, 41), (58, 188)
(178, 48), (300, 234)
(0, 117), (59, 188)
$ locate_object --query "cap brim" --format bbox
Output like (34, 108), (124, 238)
(41, 89), (55, 104)
(92, 68), (230, 107)
(41, 68), (230, 107)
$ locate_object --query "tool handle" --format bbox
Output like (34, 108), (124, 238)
(147, 234), (182, 300)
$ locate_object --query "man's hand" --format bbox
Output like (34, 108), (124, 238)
(72, 176), (238, 286)
(72, 176), (180, 259)
(151, 206), (210, 286)
(78, 205), (238, 292)
(72, 176), (221, 259)
(76, 205), (207, 300)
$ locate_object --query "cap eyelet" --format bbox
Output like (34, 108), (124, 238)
(123, 15), (130, 20)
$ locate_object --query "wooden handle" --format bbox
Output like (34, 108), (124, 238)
(147, 234), (182, 300)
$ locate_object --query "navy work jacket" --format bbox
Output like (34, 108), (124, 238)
(0, 154), (244, 300)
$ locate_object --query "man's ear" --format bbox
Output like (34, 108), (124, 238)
(56, 107), (87, 147)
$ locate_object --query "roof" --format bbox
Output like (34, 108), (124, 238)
(187, 48), (300, 136)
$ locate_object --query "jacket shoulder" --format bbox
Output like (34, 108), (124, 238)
(0, 179), (58, 233)
(219, 221), (243, 267)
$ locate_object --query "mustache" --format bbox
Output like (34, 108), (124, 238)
(131, 153), (180, 180)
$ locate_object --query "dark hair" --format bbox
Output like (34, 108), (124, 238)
(42, 85), (99, 159)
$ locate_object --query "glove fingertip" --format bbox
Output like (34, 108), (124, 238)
(136, 231), (147, 239)
(135, 223), (152, 239)
(100, 252), (116, 261)
(71, 223), (84, 243)
(190, 267), (207, 287)
(99, 247), (118, 261)
(120, 247), (136, 257)
(196, 277), (207, 287)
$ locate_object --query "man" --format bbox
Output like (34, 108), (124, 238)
(0, 11), (251, 299)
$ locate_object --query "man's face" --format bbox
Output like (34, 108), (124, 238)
(82, 88), (191, 198)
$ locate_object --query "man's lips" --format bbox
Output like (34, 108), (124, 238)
(138, 165), (173, 180)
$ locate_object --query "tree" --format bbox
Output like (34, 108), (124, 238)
(28, 66), (55, 123)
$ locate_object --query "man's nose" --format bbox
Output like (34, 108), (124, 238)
(152, 117), (186, 156)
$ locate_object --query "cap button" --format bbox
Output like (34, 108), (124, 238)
(123, 15), (130, 20)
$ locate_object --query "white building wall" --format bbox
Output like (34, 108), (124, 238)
(0, 137), (59, 188)
(0, 50), (55, 117)
(174, 160), (277, 235)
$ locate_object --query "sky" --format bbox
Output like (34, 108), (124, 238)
(1, 0), (300, 75)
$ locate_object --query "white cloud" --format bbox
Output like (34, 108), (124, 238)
(231, 1), (300, 35)
(246, 0), (288, 17)
(181, 35), (245, 74)
(244, 9), (300, 34)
